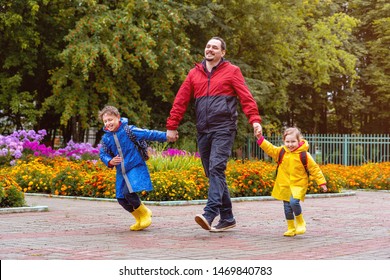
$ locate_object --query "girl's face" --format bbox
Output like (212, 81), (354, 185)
(102, 113), (120, 132)
(284, 134), (299, 151)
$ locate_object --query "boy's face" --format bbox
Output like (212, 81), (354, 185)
(284, 134), (299, 151)
(102, 113), (120, 132)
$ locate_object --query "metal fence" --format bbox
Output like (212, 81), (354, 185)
(241, 134), (390, 166)
(83, 129), (389, 166)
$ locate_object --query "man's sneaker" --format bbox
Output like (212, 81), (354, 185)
(195, 214), (211, 230)
(209, 219), (236, 232)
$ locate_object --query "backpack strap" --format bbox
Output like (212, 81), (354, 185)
(100, 140), (114, 158)
(300, 151), (310, 177)
(275, 149), (310, 178)
(123, 125), (149, 161)
(124, 125), (138, 147)
(275, 148), (286, 177)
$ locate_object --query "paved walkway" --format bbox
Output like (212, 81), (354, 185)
(0, 190), (389, 260)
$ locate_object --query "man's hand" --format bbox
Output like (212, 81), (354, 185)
(253, 122), (262, 138)
(167, 130), (179, 142)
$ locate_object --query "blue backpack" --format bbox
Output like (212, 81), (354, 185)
(101, 126), (149, 161)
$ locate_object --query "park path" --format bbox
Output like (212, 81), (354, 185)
(0, 190), (389, 260)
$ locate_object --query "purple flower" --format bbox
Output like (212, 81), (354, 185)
(13, 150), (23, 159)
(161, 148), (200, 158)
(0, 148), (9, 157)
(23, 140), (56, 157)
(1, 129), (99, 164)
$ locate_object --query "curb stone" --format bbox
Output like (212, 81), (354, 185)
(23, 190), (356, 206)
(0, 205), (49, 214)
(0, 190), (357, 213)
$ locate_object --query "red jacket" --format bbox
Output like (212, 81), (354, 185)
(166, 60), (261, 133)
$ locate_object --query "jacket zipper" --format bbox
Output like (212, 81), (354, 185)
(113, 132), (133, 193)
(206, 72), (211, 131)
(202, 61), (223, 132)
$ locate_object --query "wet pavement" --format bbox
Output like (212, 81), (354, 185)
(0, 190), (389, 260)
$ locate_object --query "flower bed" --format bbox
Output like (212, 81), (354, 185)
(2, 156), (390, 204)
(1, 129), (389, 207)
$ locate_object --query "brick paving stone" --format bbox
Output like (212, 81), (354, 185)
(0, 190), (389, 260)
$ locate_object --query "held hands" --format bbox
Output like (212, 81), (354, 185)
(253, 122), (262, 139)
(109, 155), (122, 166)
(167, 130), (179, 142)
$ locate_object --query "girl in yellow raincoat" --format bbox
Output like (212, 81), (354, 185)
(257, 127), (327, 236)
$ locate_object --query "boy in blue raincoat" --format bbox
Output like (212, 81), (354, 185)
(99, 105), (168, 231)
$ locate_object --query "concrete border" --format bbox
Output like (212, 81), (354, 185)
(0, 205), (48, 214)
(23, 190), (357, 206)
(0, 190), (358, 213)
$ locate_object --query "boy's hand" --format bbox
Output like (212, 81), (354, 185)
(109, 155), (122, 166)
(320, 184), (328, 192)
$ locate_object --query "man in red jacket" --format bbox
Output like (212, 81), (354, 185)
(166, 37), (262, 232)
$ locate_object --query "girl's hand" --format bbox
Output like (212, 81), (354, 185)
(320, 184), (328, 192)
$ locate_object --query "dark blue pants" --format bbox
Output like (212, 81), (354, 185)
(283, 196), (302, 220)
(197, 130), (236, 224)
(117, 192), (141, 213)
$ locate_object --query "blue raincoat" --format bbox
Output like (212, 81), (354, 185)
(99, 118), (166, 199)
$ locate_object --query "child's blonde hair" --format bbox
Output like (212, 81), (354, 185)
(283, 127), (303, 142)
(98, 105), (120, 121)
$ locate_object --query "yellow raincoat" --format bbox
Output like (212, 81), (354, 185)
(259, 138), (326, 201)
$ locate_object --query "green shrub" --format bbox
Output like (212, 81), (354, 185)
(51, 166), (86, 196)
(0, 175), (26, 208)
(143, 166), (209, 201)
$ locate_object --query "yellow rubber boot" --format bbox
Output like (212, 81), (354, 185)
(137, 204), (152, 230)
(295, 214), (306, 235)
(130, 210), (142, 231)
(284, 219), (296, 237)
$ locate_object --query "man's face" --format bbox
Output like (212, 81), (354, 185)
(204, 39), (225, 62)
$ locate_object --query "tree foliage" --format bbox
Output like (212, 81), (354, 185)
(44, 0), (193, 143)
(0, 0), (82, 142)
(0, 0), (43, 133)
(0, 0), (389, 149)
(351, 0), (390, 133)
